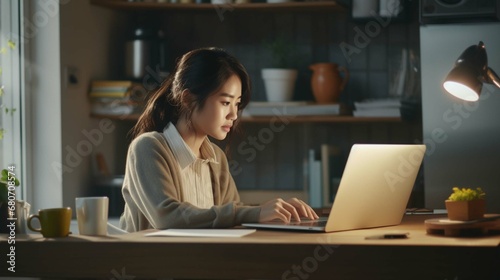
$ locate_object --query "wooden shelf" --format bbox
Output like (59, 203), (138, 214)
(91, 113), (142, 121)
(90, 0), (346, 12)
(241, 115), (404, 123)
(90, 113), (404, 123)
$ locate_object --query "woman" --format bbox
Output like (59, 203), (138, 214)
(119, 47), (318, 232)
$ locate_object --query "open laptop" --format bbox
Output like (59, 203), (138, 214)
(242, 144), (426, 232)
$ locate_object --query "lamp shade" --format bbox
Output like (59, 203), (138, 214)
(443, 41), (488, 102)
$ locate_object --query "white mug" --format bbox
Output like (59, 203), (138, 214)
(75, 196), (109, 236)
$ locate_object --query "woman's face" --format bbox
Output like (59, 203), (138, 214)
(191, 74), (242, 140)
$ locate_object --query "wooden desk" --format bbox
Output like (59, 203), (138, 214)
(1, 215), (499, 280)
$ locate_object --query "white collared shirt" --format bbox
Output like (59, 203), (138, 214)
(163, 122), (218, 209)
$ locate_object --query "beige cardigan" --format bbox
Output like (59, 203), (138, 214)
(119, 131), (260, 232)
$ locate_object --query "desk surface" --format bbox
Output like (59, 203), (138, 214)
(1, 215), (499, 280)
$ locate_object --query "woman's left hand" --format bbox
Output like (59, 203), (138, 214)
(285, 198), (319, 221)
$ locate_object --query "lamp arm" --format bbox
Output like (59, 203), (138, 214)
(486, 67), (500, 88)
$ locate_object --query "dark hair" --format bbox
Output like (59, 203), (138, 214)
(130, 47), (251, 141)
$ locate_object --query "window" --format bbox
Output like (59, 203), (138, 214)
(0, 0), (25, 199)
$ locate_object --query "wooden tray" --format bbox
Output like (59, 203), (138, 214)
(425, 214), (500, 237)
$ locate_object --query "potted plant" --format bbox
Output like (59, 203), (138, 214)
(1, 168), (20, 233)
(261, 36), (298, 102)
(0, 168), (20, 205)
(445, 187), (486, 221)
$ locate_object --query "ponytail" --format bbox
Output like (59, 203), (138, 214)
(129, 75), (177, 140)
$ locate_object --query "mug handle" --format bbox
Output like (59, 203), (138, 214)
(27, 214), (42, 233)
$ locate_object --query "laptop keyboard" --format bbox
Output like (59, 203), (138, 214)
(288, 219), (328, 227)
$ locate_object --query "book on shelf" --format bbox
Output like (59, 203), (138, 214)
(307, 149), (322, 208)
(90, 101), (143, 116)
(307, 144), (344, 208)
(353, 108), (401, 117)
(89, 80), (147, 115)
(243, 101), (340, 117)
(89, 80), (147, 101)
(353, 98), (401, 109)
(321, 144), (342, 207)
(89, 91), (131, 98)
(91, 80), (135, 88)
(353, 98), (401, 117)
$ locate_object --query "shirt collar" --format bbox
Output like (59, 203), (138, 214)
(163, 122), (219, 169)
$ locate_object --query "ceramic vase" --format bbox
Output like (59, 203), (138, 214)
(310, 63), (349, 104)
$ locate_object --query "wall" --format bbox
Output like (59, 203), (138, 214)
(26, 0), (63, 212)
(60, 0), (129, 211)
(121, 6), (423, 193)
(58, 1), (423, 208)
(420, 23), (500, 213)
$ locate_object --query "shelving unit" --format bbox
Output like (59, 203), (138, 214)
(85, 0), (423, 195)
(90, 113), (404, 123)
(90, 0), (346, 12)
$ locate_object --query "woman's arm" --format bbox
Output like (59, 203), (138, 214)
(122, 133), (259, 230)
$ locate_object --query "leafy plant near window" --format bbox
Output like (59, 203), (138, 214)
(0, 39), (17, 140)
(0, 168), (19, 203)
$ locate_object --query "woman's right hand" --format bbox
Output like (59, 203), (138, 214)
(258, 198), (318, 223)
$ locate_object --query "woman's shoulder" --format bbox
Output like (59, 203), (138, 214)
(130, 131), (169, 152)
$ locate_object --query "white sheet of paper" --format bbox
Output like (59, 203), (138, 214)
(145, 229), (256, 238)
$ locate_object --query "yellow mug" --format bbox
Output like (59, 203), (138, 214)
(28, 207), (72, 238)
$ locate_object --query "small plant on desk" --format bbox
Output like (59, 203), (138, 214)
(0, 168), (21, 233)
(0, 168), (20, 205)
(445, 187), (486, 221)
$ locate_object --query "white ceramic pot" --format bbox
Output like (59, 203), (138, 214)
(261, 68), (298, 102)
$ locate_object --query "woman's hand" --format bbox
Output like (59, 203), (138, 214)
(258, 198), (319, 223)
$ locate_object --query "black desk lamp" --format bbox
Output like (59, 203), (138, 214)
(443, 41), (500, 101)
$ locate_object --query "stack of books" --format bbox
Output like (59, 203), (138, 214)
(307, 144), (344, 208)
(353, 98), (401, 117)
(242, 101), (341, 117)
(89, 80), (146, 116)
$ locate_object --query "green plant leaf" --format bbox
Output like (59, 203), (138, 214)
(0, 47), (6, 55)
(448, 187), (485, 201)
(263, 36), (297, 69)
(8, 40), (16, 50)
(0, 129), (4, 140)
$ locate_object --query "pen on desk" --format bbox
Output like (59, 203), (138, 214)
(365, 232), (409, 240)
